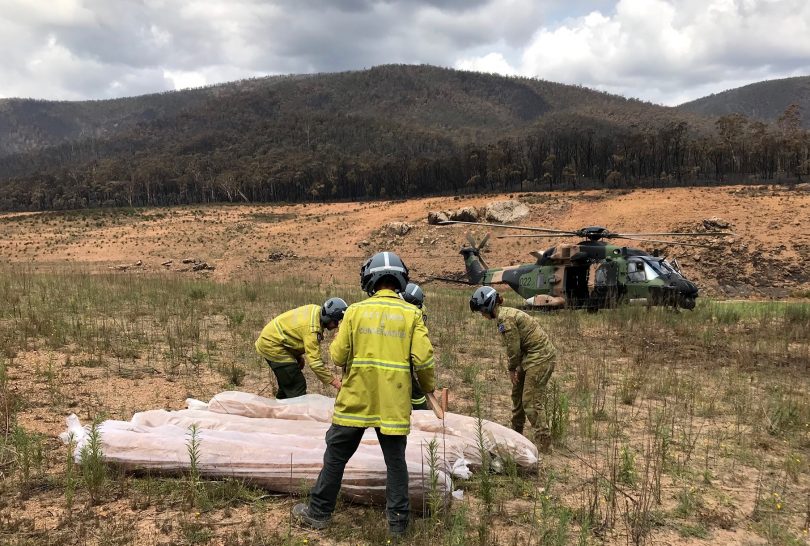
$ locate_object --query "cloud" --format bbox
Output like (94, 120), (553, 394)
(456, 0), (810, 105)
(0, 0), (549, 99)
(0, 0), (808, 104)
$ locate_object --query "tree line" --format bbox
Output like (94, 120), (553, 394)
(0, 105), (807, 212)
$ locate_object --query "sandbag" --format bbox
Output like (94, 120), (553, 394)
(200, 392), (538, 468)
(131, 409), (470, 478)
(62, 414), (451, 508)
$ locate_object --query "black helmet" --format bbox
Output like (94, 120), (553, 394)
(321, 297), (348, 326)
(470, 286), (499, 314)
(402, 283), (424, 308)
(360, 251), (409, 295)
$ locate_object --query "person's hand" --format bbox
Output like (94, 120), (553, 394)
(330, 378), (342, 390)
(296, 355), (306, 370)
(509, 369), (520, 386)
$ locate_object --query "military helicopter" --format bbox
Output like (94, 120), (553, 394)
(439, 221), (732, 311)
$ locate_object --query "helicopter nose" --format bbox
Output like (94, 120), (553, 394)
(670, 278), (699, 297)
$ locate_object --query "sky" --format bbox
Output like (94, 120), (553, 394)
(1, 0), (809, 106)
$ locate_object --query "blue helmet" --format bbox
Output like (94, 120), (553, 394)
(469, 286), (499, 314)
(402, 283), (424, 308)
(321, 297), (348, 326)
(360, 252), (409, 295)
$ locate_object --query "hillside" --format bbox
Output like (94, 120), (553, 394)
(1, 65), (808, 212)
(0, 65), (702, 159)
(677, 75), (810, 127)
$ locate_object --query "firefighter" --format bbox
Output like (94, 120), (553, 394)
(254, 298), (348, 398)
(401, 282), (428, 410)
(294, 252), (435, 537)
(470, 286), (556, 453)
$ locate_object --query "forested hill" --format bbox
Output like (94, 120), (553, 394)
(0, 65), (807, 211)
(0, 65), (696, 158)
(677, 76), (810, 128)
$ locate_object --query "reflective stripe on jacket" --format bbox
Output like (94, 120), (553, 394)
(496, 307), (556, 371)
(254, 304), (333, 385)
(330, 289), (435, 435)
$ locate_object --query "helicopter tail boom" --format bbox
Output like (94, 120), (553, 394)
(460, 247), (487, 284)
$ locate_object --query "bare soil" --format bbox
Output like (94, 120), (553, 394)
(0, 186), (808, 546)
(1, 184), (808, 298)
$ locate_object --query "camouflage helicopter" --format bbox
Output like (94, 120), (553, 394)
(440, 221), (732, 311)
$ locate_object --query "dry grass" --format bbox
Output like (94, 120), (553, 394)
(0, 264), (808, 545)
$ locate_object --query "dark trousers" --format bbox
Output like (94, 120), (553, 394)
(266, 360), (307, 399)
(309, 424), (409, 530)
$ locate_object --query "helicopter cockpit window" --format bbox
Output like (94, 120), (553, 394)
(648, 259), (680, 277)
(627, 260), (646, 282)
(642, 262), (660, 280)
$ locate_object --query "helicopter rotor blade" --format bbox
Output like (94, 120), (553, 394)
(479, 232), (491, 249)
(495, 234), (576, 239)
(439, 220), (578, 235)
(615, 235), (720, 249)
(465, 232), (477, 247)
(612, 231), (734, 237)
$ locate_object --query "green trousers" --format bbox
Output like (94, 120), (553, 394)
(266, 360), (307, 399)
(511, 360), (555, 447)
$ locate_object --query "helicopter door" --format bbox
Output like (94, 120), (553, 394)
(564, 265), (589, 308)
(626, 258), (648, 299)
(593, 261), (619, 306)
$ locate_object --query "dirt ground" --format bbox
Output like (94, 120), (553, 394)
(1, 184), (808, 298)
(1, 186), (808, 546)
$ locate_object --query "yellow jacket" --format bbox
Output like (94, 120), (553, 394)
(255, 304), (333, 385)
(496, 307), (556, 372)
(330, 289), (435, 435)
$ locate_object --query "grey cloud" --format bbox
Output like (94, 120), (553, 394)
(3, 0), (808, 105)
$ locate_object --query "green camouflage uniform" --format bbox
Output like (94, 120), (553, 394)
(496, 307), (556, 449)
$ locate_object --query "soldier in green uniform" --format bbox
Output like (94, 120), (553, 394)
(470, 286), (556, 452)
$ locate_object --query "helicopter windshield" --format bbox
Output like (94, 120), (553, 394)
(644, 258), (680, 277)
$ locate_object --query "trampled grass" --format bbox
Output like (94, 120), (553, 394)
(0, 265), (808, 545)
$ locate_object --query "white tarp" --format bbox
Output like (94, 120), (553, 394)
(61, 392), (538, 507)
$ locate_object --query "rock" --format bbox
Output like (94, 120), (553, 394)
(449, 207), (479, 222)
(192, 262), (208, 271)
(703, 217), (731, 230)
(161, 260), (173, 267)
(358, 240), (370, 248)
(427, 210), (450, 225)
(794, 182), (810, 191)
(267, 251), (297, 262)
(134, 260), (143, 267)
(382, 222), (413, 236)
(182, 258), (195, 264)
(484, 200), (529, 224)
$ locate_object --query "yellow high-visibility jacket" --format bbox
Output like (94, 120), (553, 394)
(254, 304), (333, 385)
(330, 289), (435, 435)
(496, 306), (556, 372)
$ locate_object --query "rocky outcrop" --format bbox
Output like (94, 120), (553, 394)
(449, 207), (480, 222)
(427, 211), (450, 225)
(484, 200), (529, 223)
(428, 200), (528, 225)
(381, 222), (413, 236)
(703, 217), (732, 230)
